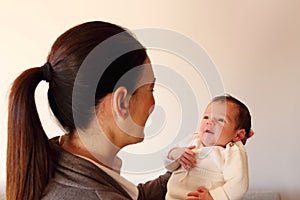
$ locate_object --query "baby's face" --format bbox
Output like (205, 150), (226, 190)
(199, 101), (240, 147)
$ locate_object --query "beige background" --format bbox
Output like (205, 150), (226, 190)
(1, 1), (300, 199)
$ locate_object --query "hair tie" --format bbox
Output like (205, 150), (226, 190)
(41, 62), (53, 82)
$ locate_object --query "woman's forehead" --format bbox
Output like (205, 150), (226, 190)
(135, 62), (155, 87)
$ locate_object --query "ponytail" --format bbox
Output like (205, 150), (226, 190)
(7, 67), (53, 200)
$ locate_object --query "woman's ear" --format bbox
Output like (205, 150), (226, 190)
(233, 129), (246, 142)
(112, 87), (129, 120)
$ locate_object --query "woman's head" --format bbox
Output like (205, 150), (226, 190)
(46, 21), (148, 133)
(6, 21), (150, 200)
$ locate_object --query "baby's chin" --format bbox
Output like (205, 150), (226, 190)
(201, 137), (217, 147)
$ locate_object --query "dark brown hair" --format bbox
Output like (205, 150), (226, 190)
(211, 95), (252, 137)
(7, 21), (147, 200)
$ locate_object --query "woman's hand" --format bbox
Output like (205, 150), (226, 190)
(185, 186), (213, 200)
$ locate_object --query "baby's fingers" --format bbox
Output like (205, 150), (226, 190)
(178, 155), (196, 169)
(185, 145), (197, 155)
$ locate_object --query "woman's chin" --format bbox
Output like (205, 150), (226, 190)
(136, 137), (144, 144)
(128, 132), (145, 145)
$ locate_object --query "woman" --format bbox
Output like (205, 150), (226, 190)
(7, 21), (169, 200)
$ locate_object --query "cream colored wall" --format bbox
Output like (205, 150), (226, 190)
(1, 1), (300, 199)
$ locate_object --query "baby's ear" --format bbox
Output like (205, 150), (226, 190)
(233, 129), (246, 142)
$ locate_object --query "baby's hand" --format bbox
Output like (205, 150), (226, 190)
(185, 186), (213, 200)
(176, 145), (197, 170)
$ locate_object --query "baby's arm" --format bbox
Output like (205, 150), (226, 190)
(164, 133), (199, 171)
(167, 145), (197, 170)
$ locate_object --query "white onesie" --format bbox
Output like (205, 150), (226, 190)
(165, 137), (248, 200)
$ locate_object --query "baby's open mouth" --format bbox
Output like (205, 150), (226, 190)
(205, 129), (214, 134)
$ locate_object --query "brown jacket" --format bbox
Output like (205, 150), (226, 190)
(42, 139), (170, 200)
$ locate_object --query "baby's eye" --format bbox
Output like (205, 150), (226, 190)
(218, 118), (225, 123)
(203, 116), (209, 119)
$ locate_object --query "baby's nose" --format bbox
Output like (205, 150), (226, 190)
(206, 119), (213, 125)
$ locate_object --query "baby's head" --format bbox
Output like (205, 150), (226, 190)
(199, 95), (251, 147)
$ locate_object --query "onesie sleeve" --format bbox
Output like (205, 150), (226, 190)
(209, 141), (249, 200)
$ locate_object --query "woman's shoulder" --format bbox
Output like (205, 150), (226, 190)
(42, 181), (101, 200)
(42, 181), (132, 200)
(46, 136), (133, 199)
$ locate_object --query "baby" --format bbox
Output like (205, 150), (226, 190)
(165, 95), (252, 200)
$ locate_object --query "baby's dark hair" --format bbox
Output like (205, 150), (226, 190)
(211, 95), (252, 138)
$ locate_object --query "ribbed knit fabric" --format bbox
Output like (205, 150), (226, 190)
(165, 141), (249, 200)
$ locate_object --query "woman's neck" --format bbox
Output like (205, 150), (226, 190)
(60, 128), (122, 173)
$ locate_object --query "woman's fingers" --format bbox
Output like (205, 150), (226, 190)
(185, 191), (199, 200)
(186, 191), (199, 197)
